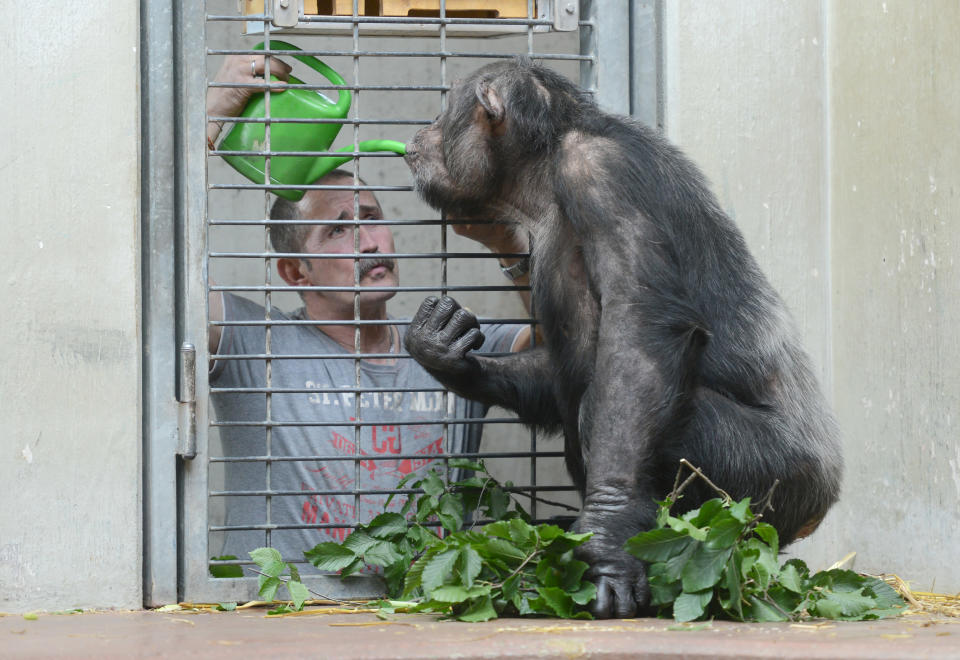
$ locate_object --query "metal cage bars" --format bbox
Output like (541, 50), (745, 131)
(143, 0), (648, 606)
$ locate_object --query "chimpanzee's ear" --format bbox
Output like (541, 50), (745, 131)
(476, 81), (505, 128)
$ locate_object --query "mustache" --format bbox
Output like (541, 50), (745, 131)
(358, 256), (397, 278)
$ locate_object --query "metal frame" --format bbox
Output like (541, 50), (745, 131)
(141, 0), (656, 606)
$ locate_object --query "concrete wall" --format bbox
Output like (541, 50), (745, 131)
(827, 1), (959, 590)
(0, 4), (142, 610)
(663, 1), (959, 591)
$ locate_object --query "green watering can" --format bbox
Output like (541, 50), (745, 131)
(219, 41), (406, 201)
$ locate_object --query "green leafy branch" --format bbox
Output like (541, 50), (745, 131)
(624, 461), (907, 622)
(302, 458), (596, 621)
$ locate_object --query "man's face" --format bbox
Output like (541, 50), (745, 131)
(296, 183), (399, 312)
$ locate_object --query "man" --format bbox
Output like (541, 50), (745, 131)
(207, 54), (533, 564)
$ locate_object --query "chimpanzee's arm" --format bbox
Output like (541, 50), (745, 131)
(404, 295), (561, 429)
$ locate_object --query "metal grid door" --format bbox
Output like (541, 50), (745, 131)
(145, 0), (643, 605)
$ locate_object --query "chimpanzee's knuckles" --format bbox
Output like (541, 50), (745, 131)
(410, 296), (440, 332)
(578, 533), (649, 619)
(450, 327), (485, 356)
(443, 307), (480, 339)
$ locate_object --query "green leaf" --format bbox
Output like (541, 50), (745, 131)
(438, 493), (464, 533)
(536, 586), (575, 618)
(457, 595), (498, 622)
(447, 458), (485, 472)
(402, 554), (428, 598)
(216, 602), (237, 611)
(536, 524), (565, 542)
(431, 584), (491, 603)
(427, 585), (470, 603)
(383, 558), (410, 598)
(862, 577), (907, 613)
(753, 523), (779, 555)
(655, 498), (674, 527)
(249, 547), (283, 570)
(648, 574), (683, 607)
(457, 545), (483, 588)
(681, 544), (733, 592)
(673, 589), (712, 622)
(267, 605), (293, 615)
(688, 498), (725, 527)
(741, 539), (779, 591)
(209, 558), (244, 579)
(363, 540), (404, 567)
(705, 516), (744, 550)
(728, 498), (753, 523)
(507, 518), (534, 546)
(778, 560), (807, 594)
(288, 580), (310, 611)
(258, 575), (282, 602)
(407, 525), (440, 552)
(569, 580), (597, 606)
(340, 556), (365, 578)
(343, 531), (378, 555)
(721, 552), (744, 620)
(501, 573), (521, 602)
(483, 520), (512, 539)
(660, 538), (698, 582)
(625, 528), (693, 562)
(487, 486), (511, 520)
(813, 589), (877, 619)
(482, 540), (527, 570)
(366, 513), (408, 539)
(422, 549), (460, 593)
(744, 595), (789, 622)
(303, 542), (358, 572)
(421, 471), (445, 498)
(559, 559), (590, 592)
(536, 556), (561, 588)
(416, 494), (440, 522)
(667, 516), (708, 541)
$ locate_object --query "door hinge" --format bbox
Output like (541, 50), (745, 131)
(552, 0), (579, 31)
(272, 0), (300, 28)
(177, 342), (197, 460)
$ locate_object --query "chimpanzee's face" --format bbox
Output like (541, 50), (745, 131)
(404, 70), (503, 216)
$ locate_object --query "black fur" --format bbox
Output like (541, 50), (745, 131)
(403, 58), (842, 618)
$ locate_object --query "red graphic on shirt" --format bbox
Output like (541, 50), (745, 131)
(372, 425), (400, 454)
(300, 482), (357, 543)
(300, 422), (445, 542)
(396, 437), (443, 476)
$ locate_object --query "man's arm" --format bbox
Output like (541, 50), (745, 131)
(451, 221), (537, 352)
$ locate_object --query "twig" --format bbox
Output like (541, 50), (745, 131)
(678, 459), (733, 502)
(511, 490), (579, 512)
(754, 479), (780, 518)
(491, 541), (542, 589)
(246, 568), (369, 609)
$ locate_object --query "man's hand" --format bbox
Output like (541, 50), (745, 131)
(207, 54), (293, 144)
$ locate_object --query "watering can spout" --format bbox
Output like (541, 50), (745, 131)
(306, 140), (407, 185)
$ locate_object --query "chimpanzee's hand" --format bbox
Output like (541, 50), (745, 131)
(573, 514), (651, 619)
(404, 296), (485, 379)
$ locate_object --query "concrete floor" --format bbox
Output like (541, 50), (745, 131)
(3, 608), (960, 659)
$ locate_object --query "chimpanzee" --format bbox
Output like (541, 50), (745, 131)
(402, 58), (842, 618)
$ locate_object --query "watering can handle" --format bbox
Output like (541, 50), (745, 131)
(253, 41), (351, 116)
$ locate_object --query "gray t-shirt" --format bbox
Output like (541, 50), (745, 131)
(210, 293), (520, 565)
